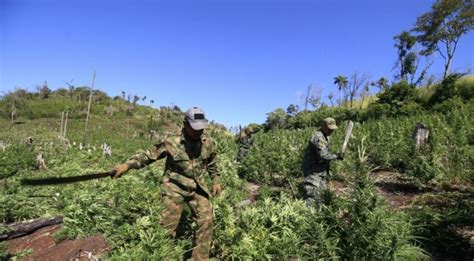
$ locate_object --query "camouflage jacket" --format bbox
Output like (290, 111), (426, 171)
(124, 129), (220, 197)
(302, 130), (338, 177)
(237, 135), (253, 160)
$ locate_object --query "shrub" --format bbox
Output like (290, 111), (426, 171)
(239, 129), (313, 184)
(427, 73), (464, 107)
(0, 144), (36, 179)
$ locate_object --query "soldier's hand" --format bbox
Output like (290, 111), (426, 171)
(113, 164), (129, 178)
(212, 183), (222, 197)
(337, 152), (344, 160)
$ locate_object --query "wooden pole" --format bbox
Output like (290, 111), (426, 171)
(11, 101), (15, 124)
(83, 71), (96, 145)
(64, 111), (69, 139)
(60, 111), (65, 138)
(126, 118), (130, 138)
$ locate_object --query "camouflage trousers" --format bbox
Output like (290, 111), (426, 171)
(302, 173), (328, 210)
(161, 179), (213, 261)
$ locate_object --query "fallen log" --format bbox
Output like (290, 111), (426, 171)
(0, 216), (63, 241)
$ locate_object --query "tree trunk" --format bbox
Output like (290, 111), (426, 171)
(339, 88), (342, 106)
(443, 55), (453, 80)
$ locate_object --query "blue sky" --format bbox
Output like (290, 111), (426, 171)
(1, 0), (473, 128)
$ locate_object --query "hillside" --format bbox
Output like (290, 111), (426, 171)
(1, 76), (474, 260)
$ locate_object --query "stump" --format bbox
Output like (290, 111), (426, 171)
(412, 123), (430, 149)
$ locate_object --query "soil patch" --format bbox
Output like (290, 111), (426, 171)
(7, 224), (110, 260)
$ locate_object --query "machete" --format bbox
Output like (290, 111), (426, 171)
(21, 170), (116, 186)
(340, 120), (354, 156)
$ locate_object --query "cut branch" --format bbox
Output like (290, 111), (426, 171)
(0, 216), (63, 241)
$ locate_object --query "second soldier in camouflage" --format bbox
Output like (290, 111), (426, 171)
(301, 117), (343, 209)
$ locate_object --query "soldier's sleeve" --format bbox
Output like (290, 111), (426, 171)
(124, 142), (169, 169)
(311, 134), (338, 161)
(207, 140), (220, 184)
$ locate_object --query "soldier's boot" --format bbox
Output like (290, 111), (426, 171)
(189, 193), (213, 261)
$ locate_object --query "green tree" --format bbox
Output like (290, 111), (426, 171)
(394, 31), (433, 85)
(265, 108), (287, 130)
(38, 81), (52, 99)
(393, 31), (417, 81)
(378, 81), (418, 106)
(334, 75), (348, 106)
(286, 104), (299, 116)
(413, 0), (474, 79)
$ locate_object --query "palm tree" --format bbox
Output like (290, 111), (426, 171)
(334, 75), (348, 106)
(371, 77), (389, 93)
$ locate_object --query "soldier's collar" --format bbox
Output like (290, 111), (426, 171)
(180, 130), (207, 144)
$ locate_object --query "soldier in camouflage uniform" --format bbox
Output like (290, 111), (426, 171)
(237, 126), (253, 162)
(301, 117), (343, 209)
(113, 107), (221, 260)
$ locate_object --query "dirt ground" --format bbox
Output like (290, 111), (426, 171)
(6, 224), (109, 261)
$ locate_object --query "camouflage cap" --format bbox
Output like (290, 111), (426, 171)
(185, 107), (208, 130)
(322, 117), (338, 130)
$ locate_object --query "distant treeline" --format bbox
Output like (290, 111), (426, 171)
(263, 74), (474, 131)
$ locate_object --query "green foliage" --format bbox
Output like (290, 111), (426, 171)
(413, 0), (474, 56)
(377, 81), (418, 105)
(216, 141), (427, 260)
(242, 100), (473, 186)
(457, 75), (474, 100)
(264, 108), (287, 130)
(239, 129), (313, 184)
(428, 73), (466, 106)
(361, 81), (424, 120)
(324, 143), (428, 260)
(214, 195), (339, 260)
(394, 31), (418, 81)
(0, 144), (36, 179)
(409, 192), (474, 260)
(1, 81), (472, 259)
(289, 106), (354, 129)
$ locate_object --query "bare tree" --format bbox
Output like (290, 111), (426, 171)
(303, 84), (323, 111)
(304, 84), (312, 111)
(66, 79), (75, 101)
(347, 73), (370, 109)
